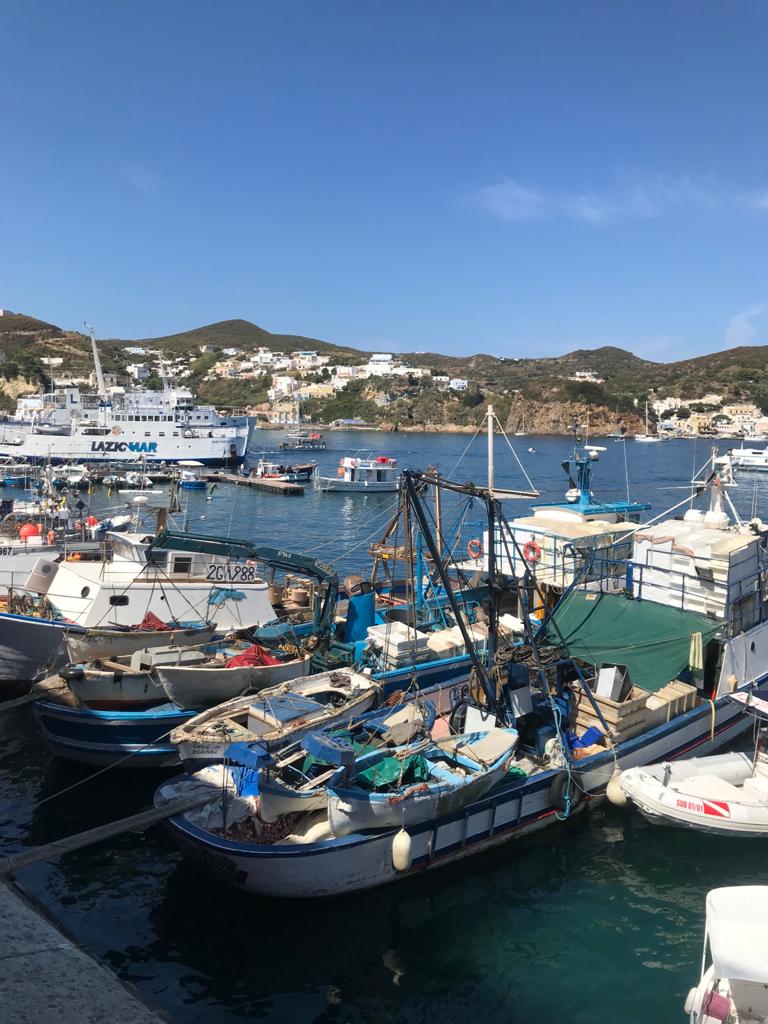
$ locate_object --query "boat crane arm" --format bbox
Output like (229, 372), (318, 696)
(149, 529), (339, 639)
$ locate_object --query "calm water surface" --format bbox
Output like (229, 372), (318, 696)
(1, 430), (766, 1024)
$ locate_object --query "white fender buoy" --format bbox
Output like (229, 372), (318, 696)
(392, 827), (412, 872)
(684, 988), (698, 1015)
(606, 770), (627, 807)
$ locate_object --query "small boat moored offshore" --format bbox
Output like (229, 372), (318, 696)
(684, 887), (768, 1023)
(315, 453), (399, 493)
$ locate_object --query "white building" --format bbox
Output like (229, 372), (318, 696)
(449, 378), (469, 392)
(126, 363), (150, 382)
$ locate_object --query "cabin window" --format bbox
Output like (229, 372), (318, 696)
(80, 586), (90, 598)
(173, 557), (192, 574)
(146, 551), (168, 567)
(173, 432), (179, 437)
(159, 432), (165, 437)
(109, 595), (129, 606)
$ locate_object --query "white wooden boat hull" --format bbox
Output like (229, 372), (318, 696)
(315, 478), (399, 493)
(157, 654), (312, 709)
(68, 668), (167, 710)
(65, 623), (216, 663)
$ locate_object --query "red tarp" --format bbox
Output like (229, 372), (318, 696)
(136, 612), (170, 632)
(225, 644), (282, 669)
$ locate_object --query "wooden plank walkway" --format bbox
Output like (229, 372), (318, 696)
(0, 793), (211, 876)
(208, 473), (305, 495)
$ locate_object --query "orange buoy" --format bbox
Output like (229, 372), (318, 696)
(86, 514), (98, 527)
(19, 523), (39, 540)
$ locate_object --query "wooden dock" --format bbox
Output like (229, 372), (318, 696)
(208, 473), (305, 496)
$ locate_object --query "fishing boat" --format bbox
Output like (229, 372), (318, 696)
(256, 700), (437, 822)
(0, 328), (251, 466)
(156, 645), (312, 710)
(684, 887), (768, 1023)
(250, 459), (316, 484)
(171, 669), (381, 773)
(279, 431), (327, 452)
(34, 694), (196, 766)
(178, 461), (207, 490)
(326, 727), (518, 835)
(315, 453), (399, 493)
(64, 619), (216, 664)
(157, 464), (768, 897)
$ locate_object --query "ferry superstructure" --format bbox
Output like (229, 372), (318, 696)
(0, 329), (251, 465)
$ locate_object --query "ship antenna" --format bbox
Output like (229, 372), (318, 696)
(158, 350), (170, 391)
(83, 322), (107, 399)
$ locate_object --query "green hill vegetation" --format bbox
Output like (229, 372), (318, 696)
(1, 310), (767, 426)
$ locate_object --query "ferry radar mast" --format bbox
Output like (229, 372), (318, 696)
(83, 322), (107, 399)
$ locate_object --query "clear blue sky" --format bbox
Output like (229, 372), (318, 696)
(2, 1), (767, 359)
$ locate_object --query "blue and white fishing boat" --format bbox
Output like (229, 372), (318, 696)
(326, 727), (518, 835)
(35, 698), (195, 767)
(256, 699), (437, 822)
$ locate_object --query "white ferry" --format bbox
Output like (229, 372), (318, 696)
(0, 329), (251, 466)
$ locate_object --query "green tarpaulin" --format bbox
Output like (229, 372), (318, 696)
(544, 591), (721, 693)
(357, 754), (431, 791)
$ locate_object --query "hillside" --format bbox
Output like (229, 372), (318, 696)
(2, 308), (768, 427)
(104, 318), (361, 360)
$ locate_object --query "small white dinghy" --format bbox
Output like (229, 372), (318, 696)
(326, 726), (518, 837)
(684, 887), (768, 1023)
(619, 692), (768, 837)
(65, 621), (216, 664)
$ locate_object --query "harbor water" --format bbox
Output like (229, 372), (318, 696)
(1, 430), (765, 1024)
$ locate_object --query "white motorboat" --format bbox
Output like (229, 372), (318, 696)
(315, 453), (399, 493)
(619, 692), (768, 836)
(684, 887), (768, 1023)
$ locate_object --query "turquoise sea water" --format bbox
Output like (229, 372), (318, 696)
(1, 429), (766, 1024)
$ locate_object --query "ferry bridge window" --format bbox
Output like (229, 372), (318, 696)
(109, 595), (129, 606)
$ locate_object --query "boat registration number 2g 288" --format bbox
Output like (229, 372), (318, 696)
(206, 564), (259, 583)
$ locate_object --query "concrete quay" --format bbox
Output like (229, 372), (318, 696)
(0, 878), (168, 1024)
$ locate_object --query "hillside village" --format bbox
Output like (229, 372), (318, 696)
(1, 308), (767, 436)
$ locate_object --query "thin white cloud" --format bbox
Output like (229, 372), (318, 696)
(724, 304), (768, 347)
(475, 175), (768, 225)
(120, 162), (160, 196)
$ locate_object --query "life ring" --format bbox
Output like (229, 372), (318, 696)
(467, 538), (483, 560)
(550, 772), (583, 816)
(523, 539), (541, 564)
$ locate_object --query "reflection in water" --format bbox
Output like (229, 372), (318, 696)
(0, 433), (765, 1023)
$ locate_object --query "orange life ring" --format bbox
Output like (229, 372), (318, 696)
(523, 539), (541, 564)
(467, 538), (483, 560)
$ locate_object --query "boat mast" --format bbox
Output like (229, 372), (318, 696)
(487, 403), (494, 494)
(85, 323), (107, 399)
